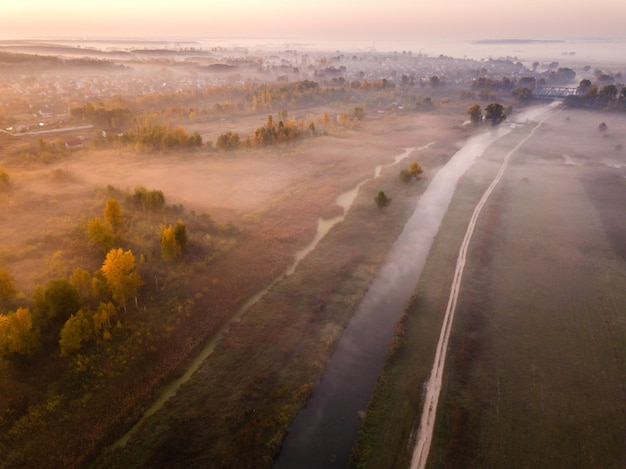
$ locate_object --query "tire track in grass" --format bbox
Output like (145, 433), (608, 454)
(410, 108), (558, 469)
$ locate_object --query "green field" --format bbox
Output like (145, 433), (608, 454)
(352, 111), (626, 468)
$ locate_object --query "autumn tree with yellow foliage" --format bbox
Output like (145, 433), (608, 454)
(101, 248), (144, 312)
(160, 221), (188, 261)
(0, 307), (37, 358)
(0, 268), (17, 312)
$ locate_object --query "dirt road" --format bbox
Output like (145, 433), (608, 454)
(410, 107), (557, 469)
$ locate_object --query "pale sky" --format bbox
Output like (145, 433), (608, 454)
(1, 0), (625, 42)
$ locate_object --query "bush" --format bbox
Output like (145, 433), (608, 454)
(0, 168), (10, 190)
(375, 191), (391, 209)
(399, 169), (412, 183)
(126, 186), (165, 211)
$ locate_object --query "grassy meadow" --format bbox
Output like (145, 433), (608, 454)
(351, 110), (626, 468)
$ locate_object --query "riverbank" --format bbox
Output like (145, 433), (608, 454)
(0, 107), (464, 468)
(350, 108), (626, 467)
(93, 113), (465, 466)
(347, 119), (532, 469)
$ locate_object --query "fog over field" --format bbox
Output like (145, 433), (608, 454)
(1, 2), (626, 468)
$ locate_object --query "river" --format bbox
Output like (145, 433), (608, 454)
(273, 104), (555, 468)
(109, 144), (431, 451)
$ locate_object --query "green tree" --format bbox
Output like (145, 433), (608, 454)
(216, 131), (240, 151)
(101, 248), (144, 311)
(87, 217), (114, 252)
(375, 191), (391, 209)
(399, 168), (412, 183)
(69, 267), (95, 306)
(467, 104), (482, 125)
(93, 302), (117, 338)
(59, 309), (94, 356)
(127, 186), (165, 211)
(512, 87), (533, 104)
(485, 103), (506, 125)
(598, 84), (618, 105)
(91, 273), (110, 303)
(33, 279), (80, 329)
(584, 85), (598, 104)
(104, 198), (124, 230)
(173, 221), (188, 250)
(577, 79), (592, 94)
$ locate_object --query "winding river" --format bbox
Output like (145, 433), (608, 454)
(273, 104), (555, 468)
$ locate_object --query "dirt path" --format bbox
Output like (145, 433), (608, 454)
(410, 108), (557, 469)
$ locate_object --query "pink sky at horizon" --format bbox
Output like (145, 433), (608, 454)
(1, 0), (625, 42)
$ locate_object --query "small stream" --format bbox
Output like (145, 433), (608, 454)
(273, 106), (554, 468)
(110, 144), (431, 451)
(287, 144), (433, 275)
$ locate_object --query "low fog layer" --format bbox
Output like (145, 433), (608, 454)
(1, 37), (625, 469)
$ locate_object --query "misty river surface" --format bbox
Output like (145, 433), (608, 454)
(110, 146), (427, 451)
(273, 105), (554, 468)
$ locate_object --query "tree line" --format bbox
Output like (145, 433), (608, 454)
(0, 185), (230, 362)
(564, 81), (626, 111)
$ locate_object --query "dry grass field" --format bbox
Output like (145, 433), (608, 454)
(92, 109), (467, 468)
(0, 104), (469, 467)
(0, 110), (463, 288)
(352, 108), (626, 468)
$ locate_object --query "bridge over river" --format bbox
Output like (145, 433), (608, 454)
(533, 86), (579, 99)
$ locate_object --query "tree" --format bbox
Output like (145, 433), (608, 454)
(127, 186), (165, 212)
(216, 131), (240, 151)
(485, 103), (506, 125)
(577, 79), (592, 94)
(584, 85), (598, 103)
(375, 191), (391, 208)
(161, 221), (188, 261)
(161, 225), (181, 261)
(0, 268), (17, 311)
(0, 168), (9, 191)
(101, 248), (143, 311)
(467, 104), (482, 125)
(409, 162), (423, 179)
(69, 267), (97, 306)
(34, 279), (80, 328)
(512, 87), (533, 104)
(173, 221), (188, 250)
(399, 168), (412, 183)
(550, 67), (576, 84)
(104, 198), (124, 230)
(93, 302), (117, 338)
(598, 122), (608, 133)
(0, 307), (37, 358)
(59, 309), (94, 356)
(598, 84), (618, 105)
(87, 217), (114, 252)
(429, 75), (440, 88)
